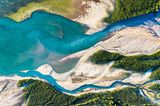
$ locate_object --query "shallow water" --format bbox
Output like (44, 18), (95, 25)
(0, 11), (159, 75)
(0, 11), (90, 75)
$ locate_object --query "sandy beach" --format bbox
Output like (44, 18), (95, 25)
(0, 78), (25, 106)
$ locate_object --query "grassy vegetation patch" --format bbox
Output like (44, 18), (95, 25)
(90, 50), (160, 72)
(105, 0), (160, 23)
(150, 68), (160, 80)
(149, 84), (160, 93)
(18, 79), (154, 106)
(8, 0), (77, 21)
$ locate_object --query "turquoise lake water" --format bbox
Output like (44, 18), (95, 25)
(0, 11), (93, 75)
(0, 10), (159, 75)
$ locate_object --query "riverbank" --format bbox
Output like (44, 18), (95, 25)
(18, 79), (157, 106)
(60, 26), (160, 62)
(74, 0), (115, 34)
(101, 27), (160, 55)
(8, 0), (115, 34)
(44, 26), (160, 92)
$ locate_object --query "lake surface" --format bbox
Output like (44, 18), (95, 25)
(0, 10), (159, 75)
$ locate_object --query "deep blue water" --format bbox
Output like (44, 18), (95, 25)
(0, 10), (159, 75)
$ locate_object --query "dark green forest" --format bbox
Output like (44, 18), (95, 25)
(18, 79), (154, 106)
(105, 0), (160, 23)
(90, 50), (160, 72)
(150, 68), (160, 80)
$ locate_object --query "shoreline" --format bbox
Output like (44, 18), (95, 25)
(13, 64), (160, 95)
(8, 0), (116, 34)
(60, 26), (160, 62)
(74, 0), (115, 34)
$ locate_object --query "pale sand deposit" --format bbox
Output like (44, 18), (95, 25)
(48, 27), (160, 91)
(60, 26), (160, 61)
(0, 80), (25, 106)
(49, 27), (160, 91)
(100, 27), (160, 55)
(35, 59), (153, 92)
(35, 41), (157, 91)
(74, 0), (115, 34)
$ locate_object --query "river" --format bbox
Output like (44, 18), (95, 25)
(0, 10), (159, 75)
(0, 10), (159, 95)
(11, 10), (159, 95)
